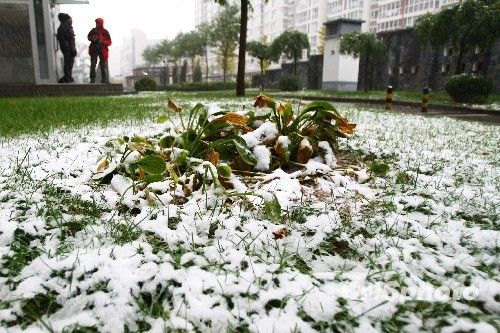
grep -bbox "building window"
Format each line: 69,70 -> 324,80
399,66 -> 405,74
411,65 -> 417,74
472,62 -> 483,73
443,48 -> 453,56
312,7 -> 318,20
441,64 -> 450,73
388,67 -> 393,75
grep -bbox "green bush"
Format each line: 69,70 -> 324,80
279,75 -> 301,91
193,61 -> 203,83
445,74 -> 493,104
134,76 -> 157,92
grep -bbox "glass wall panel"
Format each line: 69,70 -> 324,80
0,3 -> 35,83
34,0 -> 49,79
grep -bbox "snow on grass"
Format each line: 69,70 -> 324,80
0,101 -> 498,332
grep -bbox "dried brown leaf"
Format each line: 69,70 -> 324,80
96,158 -> 109,172
168,98 -> 182,112
297,140 -> 313,164
208,150 -> 219,166
337,117 -> 356,135
272,226 -> 287,240
253,94 -> 274,108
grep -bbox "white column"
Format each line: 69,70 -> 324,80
322,19 -> 363,91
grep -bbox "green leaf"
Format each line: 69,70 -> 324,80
369,160 -> 390,177
174,149 -> 189,165
137,155 -> 166,175
301,101 -> 340,116
216,163 -> 232,177
204,119 -> 231,138
264,195 -> 281,222
143,174 -> 164,183
166,163 -> 179,184
131,136 -> 150,144
188,103 -> 207,127
159,136 -> 176,148
156,115 -> 168,123
212,137 -> 236,161
233,138 -> 257,166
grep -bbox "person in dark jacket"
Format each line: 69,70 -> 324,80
56,13 -> 77,83
87,18 -> 112,83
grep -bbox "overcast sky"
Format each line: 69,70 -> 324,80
60,0 -> 196,77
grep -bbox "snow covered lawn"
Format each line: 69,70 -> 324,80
0,97 -> 498,332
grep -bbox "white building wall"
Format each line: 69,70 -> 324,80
120,30 -> 159,80
327,0 -> 371,32
369,0 -> 460,32
195,0 -> 462,77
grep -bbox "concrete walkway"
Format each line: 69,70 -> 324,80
0,83 -> 124,97
283,95 -> 500,124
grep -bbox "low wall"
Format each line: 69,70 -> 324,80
359,29 -> 500,92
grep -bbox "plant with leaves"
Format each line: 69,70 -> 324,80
94,95 -> 355,223
247,40 -> 272,90
251,94 -> 356,166
413,0 -> 500,75
210,5 -> 240,82
339,32 -> 387,92
270,31 -> 310,75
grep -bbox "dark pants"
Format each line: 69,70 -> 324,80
60,51 -> 74,83
64,52 -> 74,80
90,50 -> 109,83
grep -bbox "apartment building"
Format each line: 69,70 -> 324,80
195,0 -> 330,75
369,0 -> 459,32
195,0 -> 461,76
120,29 -> 159,79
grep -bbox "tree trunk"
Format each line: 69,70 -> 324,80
205,48 -> 209,82
294,59 -> 298,76
481,47 -> 492,75
166,64 -> 170,86
223,57 -> 227,83
236,0 -> 248,96
191,57 -> 195,82
260,60 -> 265,90
364,53 -> 369,92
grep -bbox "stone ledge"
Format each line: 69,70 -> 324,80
0,83 -> 124,97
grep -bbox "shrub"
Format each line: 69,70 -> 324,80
180,60 -> 188,83
279,75 -> 301,91
193,61 -> 203,83
445,74 -> 493,104
134,76 -> 157,92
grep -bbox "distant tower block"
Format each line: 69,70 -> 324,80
322,19 -> 364,92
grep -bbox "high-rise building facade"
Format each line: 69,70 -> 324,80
195,0 -> 461,75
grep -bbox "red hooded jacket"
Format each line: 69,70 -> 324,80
87,18 -> 112,60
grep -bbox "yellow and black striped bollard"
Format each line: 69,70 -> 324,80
422,87 -> 430,112
385,86 -> 393,110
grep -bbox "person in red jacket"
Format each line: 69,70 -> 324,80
87,18 -> 112,83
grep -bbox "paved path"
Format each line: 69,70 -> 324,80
284,95 -> 500,124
